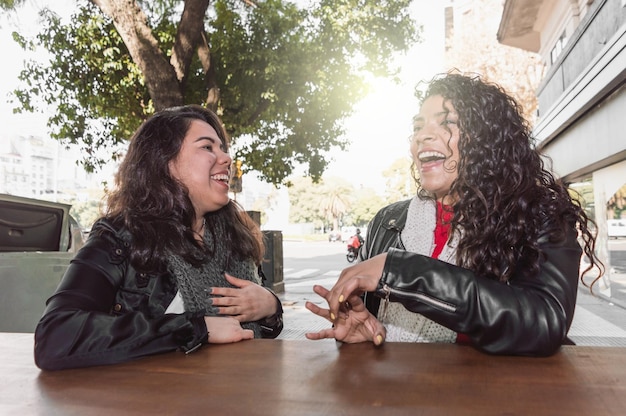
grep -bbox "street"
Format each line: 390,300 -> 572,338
277,240 -> 349,339
281,239 -> 626,307
277,240 -> 626,346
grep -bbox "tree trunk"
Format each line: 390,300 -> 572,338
91,0 -> 185,110
171,0 -> 210,85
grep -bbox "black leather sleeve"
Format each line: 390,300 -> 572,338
259,289 -> 284,338
257,265 -> 284,338
375,228 -> 582,356
34,226 -> 207,371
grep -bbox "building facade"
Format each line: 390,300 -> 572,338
498,0 -> 626,300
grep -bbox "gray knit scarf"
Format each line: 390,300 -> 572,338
380,196 -> 458,343
168,216 -> 262,337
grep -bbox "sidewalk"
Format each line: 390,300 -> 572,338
277,281 -> 626,347
569,286 -> 626,346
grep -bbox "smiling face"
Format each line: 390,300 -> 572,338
169,119 -> 232,225
410,94 -> 461,203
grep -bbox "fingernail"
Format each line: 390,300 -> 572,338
376,335 -> 383,344
338,294 -> 344,303
330,312 -> 335,321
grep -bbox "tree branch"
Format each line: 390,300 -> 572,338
171,0 -> 210,85
91,0 -> 183,109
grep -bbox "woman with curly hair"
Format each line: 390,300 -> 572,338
35,105 -> 283,370
305,72 -> 602,356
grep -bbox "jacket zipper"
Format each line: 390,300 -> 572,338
381,284 -> 457,313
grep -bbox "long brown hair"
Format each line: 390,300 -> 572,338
104,105 -> 264,273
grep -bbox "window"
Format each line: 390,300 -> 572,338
550,31 -> 567,65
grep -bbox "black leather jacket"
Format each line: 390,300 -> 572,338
361,199 -> 581,356
34,219 -> 283,371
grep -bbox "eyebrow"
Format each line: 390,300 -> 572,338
413,111 -> 451,123
194,136 -> 217,143
194,136 -> 225,146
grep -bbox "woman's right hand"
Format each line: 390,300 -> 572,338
305,285 -> 386,345
203,316 -> 254,343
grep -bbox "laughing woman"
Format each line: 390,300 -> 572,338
35,105 -> 282,371
305,73 -> 602,356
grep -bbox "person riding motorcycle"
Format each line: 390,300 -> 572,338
346,229 -> 364,263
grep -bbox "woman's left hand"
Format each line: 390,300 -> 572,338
324,253 -> 388,323
210,273 -> 277,322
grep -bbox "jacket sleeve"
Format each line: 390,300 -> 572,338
34,232 -> 208,371
259,293 -> 284,339
257,265 -> 284,338
375,227 -> 582,356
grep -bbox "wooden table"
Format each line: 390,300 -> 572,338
2,333 -> 625,415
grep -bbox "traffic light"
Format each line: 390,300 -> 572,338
229,160 -> 243,193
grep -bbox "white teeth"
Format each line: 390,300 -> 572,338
418,151 -> 446,162
211,174 -> 229,181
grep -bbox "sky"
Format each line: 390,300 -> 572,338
0,0 -> 446,194
322,3 -> 446,189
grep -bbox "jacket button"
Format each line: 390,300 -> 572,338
113,303 -> 122,312
115,248 -> 123,256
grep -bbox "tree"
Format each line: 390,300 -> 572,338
318,178 -> 352,232
10,0 -> 420,185
382,156 -> 416,204
288,176 -> 324,226
347,186 -> 385,227
287,176 -> 354,231
443,0 -> 543,124
0,0 -> 25,11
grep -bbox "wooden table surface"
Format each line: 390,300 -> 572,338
2,332 -> 625,415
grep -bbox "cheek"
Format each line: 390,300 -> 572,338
409,141 -> 419,162
168,160 -> 181,181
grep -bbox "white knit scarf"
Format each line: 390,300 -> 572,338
380,196 -> 458,343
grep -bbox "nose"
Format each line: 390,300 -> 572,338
412,125 -> 435,146
218,148 -> 232,166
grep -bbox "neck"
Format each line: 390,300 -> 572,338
436,194 -> 456,206
193,217 -> 205,242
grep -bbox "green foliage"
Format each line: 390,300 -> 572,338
0,0 -> 24,11
287,175 -> 382,229
10,0 -> 419,184
69,198 -> 104,230
382,156 -> 417,203
13,4 -> 151,172
345,187 -> 385,227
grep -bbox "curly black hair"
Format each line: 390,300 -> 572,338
104,105 -> 264,274
415,73 -> 602,285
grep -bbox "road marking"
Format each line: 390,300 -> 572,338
286,277 -> 338,288
284,268 -> 318,278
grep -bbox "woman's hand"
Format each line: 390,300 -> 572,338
323,253 -> 388,323
203,316 -> 254,343
210,273 -> 277,322
305,285 -> 386,345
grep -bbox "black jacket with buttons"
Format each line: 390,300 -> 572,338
360,199 -> 582,357
34,219 -> 283,371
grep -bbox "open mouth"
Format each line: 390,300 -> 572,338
210,174 -> 230,185
418,151 -> 447,164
